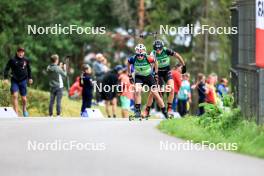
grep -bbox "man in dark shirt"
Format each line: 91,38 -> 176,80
3,47 -> 33,117
192,73 -> 206,116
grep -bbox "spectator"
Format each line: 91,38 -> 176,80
47,54 -> 67,117
177,73 -> 191,117
171,64 -> 182,112
192,73 -> 206,115
217,78 -> 229,97
118,66 -> 133,118
102,57 -> 110,72
80,64 -> 93,117
69,76 -> 83,99
101,66 -> 120,118
206,74 -> 217,104
3,47 -> 33,117
93,53 -> 106,104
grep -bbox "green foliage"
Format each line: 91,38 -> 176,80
158,95 -> 264,158
222,94 -> 235,107
158,114 -> 264,158
0,82 -> 11,106
0,0 -> 117,90
0,0 -> 234,91
198,95 -> 238,132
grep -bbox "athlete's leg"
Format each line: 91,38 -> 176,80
151,88 -> 165,108
134,83 -> 142,117
144,92 -> 154,117
166,79 -> 174,114
152,90 -> 168,118
166,79 -> 174,103
144,75 -> 163,117
151,86 -> 168,118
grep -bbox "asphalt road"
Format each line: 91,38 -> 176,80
0,117 -> 263,176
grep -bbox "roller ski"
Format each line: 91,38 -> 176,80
129,110 -> 148,121
167,107 -> 174,119
129,109 -> 143,121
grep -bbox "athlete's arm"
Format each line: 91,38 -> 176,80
127,57 -> 134,84
127,56 -> 134,75
166,49 -> 185,65
174,52 -> 185,66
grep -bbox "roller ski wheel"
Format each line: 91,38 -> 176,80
142,115 -> 149,120
128,115 -> 143,121
168,114 -> 174,119
129,115 -> 134,121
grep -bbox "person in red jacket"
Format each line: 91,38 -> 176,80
69,76 -> 83,99
171,64 -> 182,112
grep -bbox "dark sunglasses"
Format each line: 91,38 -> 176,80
136,54 -> 145,57
154,47 -> 163,51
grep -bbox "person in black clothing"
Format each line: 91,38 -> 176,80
192,73 -> 206,116
80,64 -> 93,117
3,47 -> 33,117
100,65 -> 120,118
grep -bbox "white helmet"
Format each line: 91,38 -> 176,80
135,44 -> 146,54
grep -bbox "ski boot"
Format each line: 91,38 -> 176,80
143,107 -> 150,120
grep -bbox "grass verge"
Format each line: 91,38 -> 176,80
158,111 -> 264,159
0,81 -> 123,117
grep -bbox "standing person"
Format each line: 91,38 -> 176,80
171,64 -> 182,112
118,66 -> 133,118
101,65 -> 120,118
127,44 -> 168,119
206,74 -> 217,105
93,53 -> 106,104
47,54 -> 67,117
177,73 -> 191,117
3,47 -> 33,117
144,40 -> 186,117
192,73 -> 206,115
217,78 -> 229,97
80,64 -> 93,117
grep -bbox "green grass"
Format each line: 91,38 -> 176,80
0,81 -> 123,117
158,115 -> 264,158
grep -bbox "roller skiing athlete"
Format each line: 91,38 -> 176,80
144,40 -> 186,119
127,44 -> 168,120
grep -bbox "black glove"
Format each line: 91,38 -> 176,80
182,65 -> 187,74
128,74 -> 134,84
